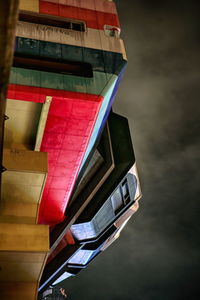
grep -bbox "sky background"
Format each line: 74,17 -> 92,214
64,1 -> 200,299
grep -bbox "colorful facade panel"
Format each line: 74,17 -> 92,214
39,1 -> 120,30
20,0 -> 39,12
80,64 -> 126,171
10,67 -> 116,95
7,84 -> 104,224
39,95 -> 102,224
10,0 -> 128,227
16,22 -> 124,54
15,37 -> 126,75
40,0 -> 117,14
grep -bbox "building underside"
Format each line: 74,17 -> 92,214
0,1 -> 141,299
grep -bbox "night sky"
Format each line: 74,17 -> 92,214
64,1 -> 200,299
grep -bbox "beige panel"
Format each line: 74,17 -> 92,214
0,201 -> 37,219
3,171 -> 45,186
3,148 -> 47,173
0,214 -> 36,224
114,201 -> 139,229
120,39 -> 128,60
0,223 -> 49,252
2,183 -> 43,203
0,281 -> 38,300
129,163 -> 142,201
1,149 -> 47,223
16,21 -> 124,53
4,99 -> 42,149
0,223 -> 49,298
35,96 -> 52,151
19,0 -> 39,12
0,252 -> 47,282
99,30 -> 123,53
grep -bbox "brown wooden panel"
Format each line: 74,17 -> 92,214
0,252 -> 47,282
1,149 -> 47,223
4,100 -> 43,149
0,281 -> 38,300
3,148 -> 47,173
0,223 -> 49,252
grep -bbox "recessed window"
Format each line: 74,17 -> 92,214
111,187 -> 124,214
13,54 -> 93,78
68,249 -> 95,266
19,11 -> 86,32
121,180 -> 131,205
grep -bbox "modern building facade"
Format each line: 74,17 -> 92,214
8,0 -> 127,226
0,1 -> 141,299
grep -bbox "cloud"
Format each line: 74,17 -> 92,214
65,1 -> 200,299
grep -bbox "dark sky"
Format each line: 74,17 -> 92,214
64,1 -> 200,299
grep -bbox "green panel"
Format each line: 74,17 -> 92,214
10,68 -> 117,96
63,74 -> 87,94
15,38 -> 126,75
62,44 -> 83,63
16,38 -> 40,56
40,72 -> 64,90
10,68 -> 41,87
85,72 -> 114,95
39,42 -> 62,59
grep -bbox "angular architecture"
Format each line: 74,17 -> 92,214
0,1 -> 141,299
39,112 -> 141,294
8,0 -> 127,225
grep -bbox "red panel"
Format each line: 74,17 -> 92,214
40,0 -> 118,15
39,1 -> 120,30
96,11 -> 120,29
7,84 -> 103,225
39,96 -> 103,225
7,84 -> 100,103
7,84 -> 45,103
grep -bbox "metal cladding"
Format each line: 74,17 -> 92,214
8,0 -> 127,225
39,112 -> 141,293
71,113 -> 138,242
49,120 -> 115,251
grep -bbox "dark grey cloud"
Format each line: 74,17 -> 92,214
64,1 -> 200,299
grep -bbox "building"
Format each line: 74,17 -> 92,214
0,1 -> 141,299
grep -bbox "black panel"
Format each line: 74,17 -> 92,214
70,112 -> 136,242
13,53 -> 93,77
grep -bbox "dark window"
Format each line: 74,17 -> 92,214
13,54 -> 93,78
19,11 -> 85,32
111,187 -> 124,214
121,180 -> 131,205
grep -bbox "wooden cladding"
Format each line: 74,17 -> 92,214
19,11 -> 85,31
13,54 -> 93,78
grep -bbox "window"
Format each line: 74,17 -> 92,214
13,54 -> 93,78
121,180 -> 131,205
111,187 -> 124,214
19,11 -> 86,32
111,179 -> 131,214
